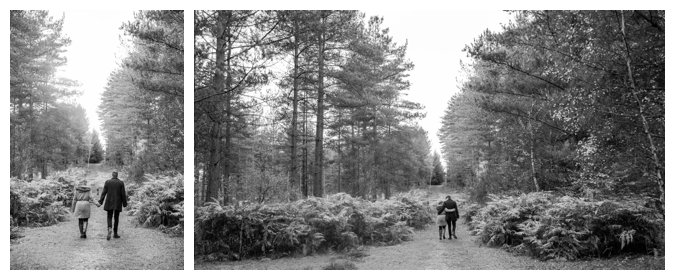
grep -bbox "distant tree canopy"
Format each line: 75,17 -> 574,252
88,130 -> 104,164
98,10 -> 184,180
195,11 -> 432,205
439,11 -> 664,208
10,11 -> 89,179
430,151 -> 444,185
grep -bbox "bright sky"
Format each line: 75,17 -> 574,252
365,10 -> 511,161
55,10 -> 136,144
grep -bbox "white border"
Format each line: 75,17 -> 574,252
2,0 -> 673,278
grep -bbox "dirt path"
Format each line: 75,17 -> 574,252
196,185 -> 664,270
198,185 -> 539,270
10,164 -> 183,270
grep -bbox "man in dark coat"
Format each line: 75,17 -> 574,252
443,195 -> 459,239
99,171 -> 127,240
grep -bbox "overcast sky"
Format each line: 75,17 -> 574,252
56,10 -> 136,143
365,10 -> 512,160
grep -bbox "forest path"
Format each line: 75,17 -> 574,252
197,185 -> 544,269
10,164 -> 184,270
356,185 -> 543,269
197,185 -> 662,270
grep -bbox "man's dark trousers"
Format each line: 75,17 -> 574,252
443,199 -> 459,237
107,210 -> 121,234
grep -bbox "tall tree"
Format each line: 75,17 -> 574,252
99,10 -> 184,179
430,151 -> 444,185
88,130 -> 104,164
195,10 -> 279,204
194,11 -> 432,204
10,11 -> 83,179
440,11 -> 664,207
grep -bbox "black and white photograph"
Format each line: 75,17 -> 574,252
9,10 -> 184,269
193,10 -> 665,270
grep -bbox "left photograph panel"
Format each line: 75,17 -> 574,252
9,10 -> 184,270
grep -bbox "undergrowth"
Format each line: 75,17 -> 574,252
464,192 -> 664,261
126,173 -> 184,236
9,168 -> 87,228
195,190 -> 433,260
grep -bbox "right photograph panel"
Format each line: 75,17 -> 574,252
193,10 -> 665,270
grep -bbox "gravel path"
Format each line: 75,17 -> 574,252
10,165 -> 184,270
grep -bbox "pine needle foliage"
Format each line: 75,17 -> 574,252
195,189 -> 433,260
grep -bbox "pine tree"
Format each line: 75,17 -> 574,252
430,152 -> 444,185
88,130 -> 104,163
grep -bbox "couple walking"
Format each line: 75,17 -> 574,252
436,195 -> 459,240
71,171 -> 127,240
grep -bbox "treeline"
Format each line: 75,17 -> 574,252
99,10 -> 184,180
10,11 -> 95,180
439,11 -> 664,208
195,11 -> 432,205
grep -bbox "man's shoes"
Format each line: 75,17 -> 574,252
453,234 -> 458,239
83,233 -> 87,239
107,228 -> 112,240
113,234 -> 121,239
443,235 -> 446,239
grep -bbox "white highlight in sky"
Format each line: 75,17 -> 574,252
366,10 -> 511,163
55,10 -> 136,142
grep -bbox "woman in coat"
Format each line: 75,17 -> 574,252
71,185 -> 101,238
436,201 -> 447,240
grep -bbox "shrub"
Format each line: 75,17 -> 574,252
464,192 -> 664,260
10,217 -> 23,239
9,174 -> 80,227
195,190 -> 433,260
126,173 -> 184,235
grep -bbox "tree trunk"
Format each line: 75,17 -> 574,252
222,13 -> 233,206
528,120 -> 540,192
620,11 -> 665,209
205,122 -> 222,203
301,82 -> 309,198
351,123 -> 358,196
41,160 -> 48,179
337,120 -> 342,193
205,11 -> 228,204
289,20 -> 300,198
518,113 -> 539,192
313,20 -> 325,198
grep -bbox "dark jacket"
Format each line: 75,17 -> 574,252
99,178 -> 127,211
443,199 -> 459,220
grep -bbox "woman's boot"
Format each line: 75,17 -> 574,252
78,220 -> 85,238
82,220 -> 88,238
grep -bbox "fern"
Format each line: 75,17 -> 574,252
195,190 -> 433,259
464,192 -> 663,260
